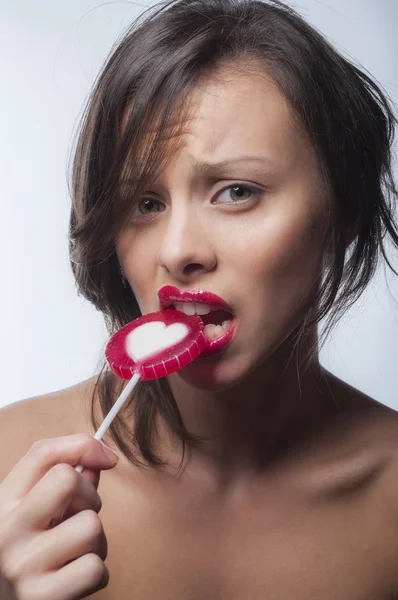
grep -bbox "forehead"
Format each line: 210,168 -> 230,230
120,64 -> 316,184
163,67 -> 311,169
193,69 -> 290,125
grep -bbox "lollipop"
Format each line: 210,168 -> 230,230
75,309 -> 205,472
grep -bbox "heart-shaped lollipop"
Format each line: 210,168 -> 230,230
75,309 -> 205,473
127,321 -> 188,361
105,309 -> 205,380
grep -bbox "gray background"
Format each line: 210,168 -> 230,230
1,0 -> 397,408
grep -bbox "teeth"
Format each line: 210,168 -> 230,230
175,302 -> 195,315
204,324 -> 220,339
174,302 -> 211,316
204,320 -> 232,340
194,303 -> 211,315
172,303 -> 234,336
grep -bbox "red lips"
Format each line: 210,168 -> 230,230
158,285 -> 233,313
158,286 -> 236,358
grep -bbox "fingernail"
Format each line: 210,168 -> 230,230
102,446 -> 119,463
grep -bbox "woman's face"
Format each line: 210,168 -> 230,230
115,67 -> 328,390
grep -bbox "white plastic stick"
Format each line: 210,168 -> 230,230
75,372 -> 141,473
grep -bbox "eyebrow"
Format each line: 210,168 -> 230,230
190,155 -> 275,175
117,155 -> 275,190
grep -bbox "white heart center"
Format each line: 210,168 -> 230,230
126,321 -> 189,361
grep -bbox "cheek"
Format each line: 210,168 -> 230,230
266,210 -> 325,286
115,232 -> 158,308
227,199 -> 326,315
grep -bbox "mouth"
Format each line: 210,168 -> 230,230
158,285 -> 236,357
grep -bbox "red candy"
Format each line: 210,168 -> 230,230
105,309 -> 205,380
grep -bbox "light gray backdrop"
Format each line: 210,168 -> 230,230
1,0 -> 397,408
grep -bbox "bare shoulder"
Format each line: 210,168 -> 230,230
323,370 -> 398,453
357,400 -> 398,590
372,405 -> 398,509
0,376 -> 99,482
334,383 -> 398,535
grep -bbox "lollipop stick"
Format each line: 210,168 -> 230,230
75,372 -> 141,473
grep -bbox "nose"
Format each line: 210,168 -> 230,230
157,204 -> 217,282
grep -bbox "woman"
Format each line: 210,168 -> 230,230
1,0 -> 398,598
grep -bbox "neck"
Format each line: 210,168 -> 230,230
154,327 -> 341,482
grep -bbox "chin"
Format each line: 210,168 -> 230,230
175,352 -> 254,392
174,335 -> 289,392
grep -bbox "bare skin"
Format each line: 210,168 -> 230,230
2,374 -> 398,599
92,376 -> 398,600
115,61 -> 343,485
2,62 -> 398,598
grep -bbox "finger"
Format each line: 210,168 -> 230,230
48,510 -> 108,567
55,468 -> 101,524
79,468 -> 100,491
10,510 -> 108,578
59,469 -> 101,523
13,463 -> 102,531
15,553 -> 110,600
50,470 -> 102,528
1,434 -> 118,500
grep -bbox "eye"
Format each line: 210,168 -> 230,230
134,198 -> 165,215
215,183 -> 260,204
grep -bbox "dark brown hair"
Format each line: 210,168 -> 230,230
68,0 -> 398,470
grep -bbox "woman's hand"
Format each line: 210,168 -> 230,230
0,433 -> 119,599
